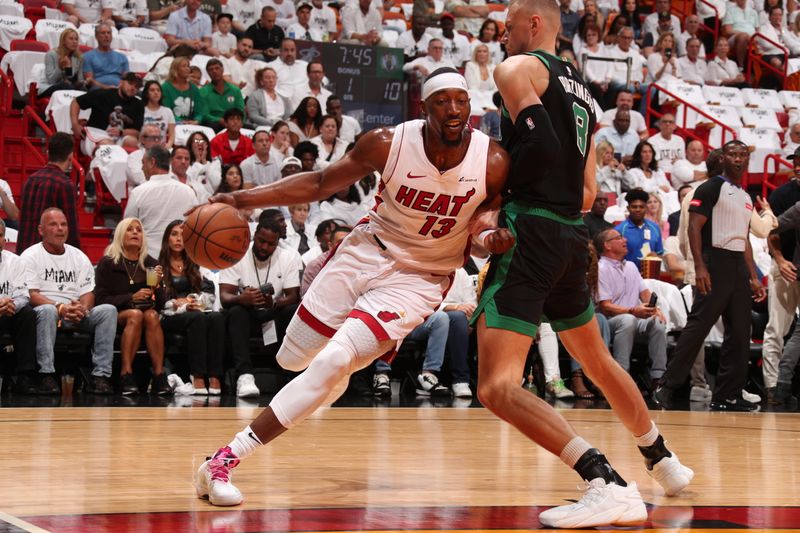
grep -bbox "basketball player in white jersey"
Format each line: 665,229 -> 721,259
189,68 -> 512,506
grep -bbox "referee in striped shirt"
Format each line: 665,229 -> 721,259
654,141 -> 767,412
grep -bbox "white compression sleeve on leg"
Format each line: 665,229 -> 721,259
276,312 -> 331,372
271,318 -> 394,428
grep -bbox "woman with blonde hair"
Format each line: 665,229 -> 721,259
161,56 -> 207,124
646,192 -> 669,240
94,218 -> 171,396
246,67 -> 292,128
595,140 -> 624,197
40,28 -> 85,96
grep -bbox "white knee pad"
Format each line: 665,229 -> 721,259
276,313 -> 331,372
270,318 -> 395,429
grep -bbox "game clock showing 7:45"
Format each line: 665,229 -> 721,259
296,41 -> 406,131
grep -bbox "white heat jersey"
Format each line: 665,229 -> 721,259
368,120 -> 489,275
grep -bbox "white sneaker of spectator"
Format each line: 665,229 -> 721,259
416,372 -> 449,397
236,374 -> 260,398
546,378 -> 576,399
742,389 -> 761,404
452,382 -> 472,398
690,384 -> 712,402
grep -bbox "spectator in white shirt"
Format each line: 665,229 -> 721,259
623,140 -> 673,193
271,38 -> 309,98
435,13 -> 471,67
287,1 -> 324,41
471,19 -> 504,64
403,38 -> 456,77
396,15 -> 433,61
647,113 -> 685,174
309,0 -> 338,41
645,32 -> 681,84
759,6 -> 800,71
111,0 -> 148,28
579,23 -> 610,103
781,123 -> 800,159
246,67 -> 292,128
212,13 -> 237,57
642,0 -> 681,41
606,26 -> 646,109
445,0 -> 490,37
126,124 -> 166,188
705,38 -> 749,87
226,0 -> 260,34
241,129 -> 281,187
677,15 -> 706,58
677,37 -> 707,85
64,0 -> 112,25
124,146 -> 198,258
224,37 -> 263,98
599,90 -> 648,139
341,0 -> 386,46
671,139 -> 708,185
722,0 -> 760,66
310,115 -> 347,168
0,179 -> 18,229
464,43 -> 496,94
325,95 -> 361,144
291,60 -> 332,111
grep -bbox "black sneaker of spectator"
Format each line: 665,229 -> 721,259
37,373 -> 60,395
12,374 -> 39,395
152,373 -> 173,396
709,396 -> 760,412
652,385 -> 675,410
85,375 -> 113,395
121,373 -> 139,395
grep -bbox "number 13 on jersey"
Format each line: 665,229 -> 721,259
419,216 -> 456,238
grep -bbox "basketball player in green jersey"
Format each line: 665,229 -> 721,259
470,0 -> 694,527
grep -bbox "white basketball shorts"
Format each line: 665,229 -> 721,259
299,224 -> 454,342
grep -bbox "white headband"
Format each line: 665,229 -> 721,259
421,72 -> 469,100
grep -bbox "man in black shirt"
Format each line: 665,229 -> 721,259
583,190 -> 613,238
246,6 -> 284,61
655,140 -> 766,412
69,72 -> 144,156
761,148 -> 800,403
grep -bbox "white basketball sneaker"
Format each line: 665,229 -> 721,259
195,446 -> 244,506
646,453 -> 694,496
538,479 -> 648,528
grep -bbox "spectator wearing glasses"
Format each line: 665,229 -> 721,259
403,39 -> 455,77
127,124 -> 167,188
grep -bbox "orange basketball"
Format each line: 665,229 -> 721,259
183,203 -> 251,270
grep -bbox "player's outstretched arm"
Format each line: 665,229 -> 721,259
192,128 -> 394,212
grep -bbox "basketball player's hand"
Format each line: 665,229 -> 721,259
185,193 -> 238,217
0,298 -> 13,317
483,228 -> 515,254
695,265 -> 711,295
778,258 -> 798,282
751,278 -> 766,303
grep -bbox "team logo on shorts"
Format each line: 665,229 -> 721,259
525,117 -> 535,130
378,311 -> 402,323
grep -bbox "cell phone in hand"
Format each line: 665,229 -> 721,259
648,293 -> 658,307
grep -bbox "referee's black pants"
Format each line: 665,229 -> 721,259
662,249 -> 752,402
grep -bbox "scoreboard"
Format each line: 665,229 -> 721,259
296,41 -> 406,130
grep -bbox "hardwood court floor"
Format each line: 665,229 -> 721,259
1,406 -> 799,532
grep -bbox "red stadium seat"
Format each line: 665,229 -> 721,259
10,39 -> 48,52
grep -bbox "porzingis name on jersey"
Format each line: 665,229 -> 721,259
394,185 -> 477,216
557,76 -> 593,108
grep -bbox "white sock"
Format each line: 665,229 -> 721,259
559,436 -> 593,468
634,422 -> 659,448
227,425 -> 263,460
